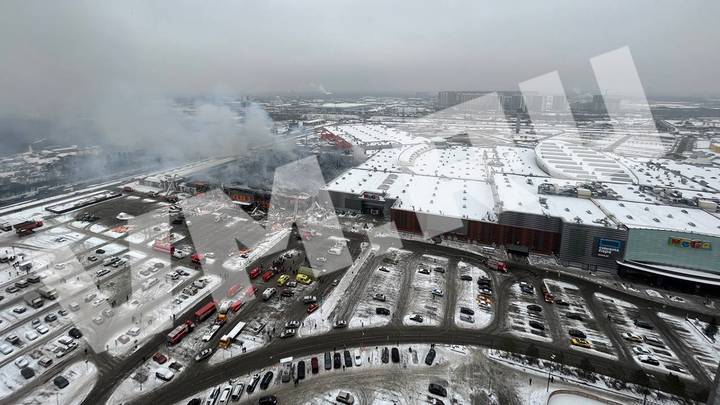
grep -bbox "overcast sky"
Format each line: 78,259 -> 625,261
1,0 -> 718,120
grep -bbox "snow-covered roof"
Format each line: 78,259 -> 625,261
326,168 -> 495,221
535,140 -> 636,183
494,174 -> 610,226
323,124 -> 424,148
596,199 -> 720,237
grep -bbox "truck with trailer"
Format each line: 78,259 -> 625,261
14,220 -> 43,236
24,291 -> 44,308
218,321 -> 247,349
166,320 -> 195,345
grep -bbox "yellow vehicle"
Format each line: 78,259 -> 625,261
296,273 -> 312,285
570,338 -> 592,348
277,274 -> 290,286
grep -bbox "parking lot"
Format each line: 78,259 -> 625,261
595,293 -> 689,377
506,280 -> 553,342
401,254 -> 448,327
544,279 -> 617,360
454,261 -> 493,329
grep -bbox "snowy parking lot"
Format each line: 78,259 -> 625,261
454,261 -> 493,329
507,282 -> 552,343
402,255 -> 448,327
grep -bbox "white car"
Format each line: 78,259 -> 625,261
315,257 -> 327,263
354,350 -> 362,366
36,325 -> 49,335
14,357 -> 29,369
431,288 -> 444,297
0,344 -> 13,355
25,331 -> 38,341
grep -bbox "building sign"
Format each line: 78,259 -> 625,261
593,238 -> 624,259
668,237 -> 712,250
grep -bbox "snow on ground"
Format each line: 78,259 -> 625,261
16,361 -> 97,405
594,293 -> 690,378
178,344 -> 482,405
545,279 -> 617,360
105,273 -> 221,358
507,283 -> 552,343
658,313 -> 719,381
402,255 -> 448,327
349,262 -> 403,329
454,261 -> 492,329
298,245 -> 375,337
19,227 -> 85,250
107,352 -> 187,404
222,229 -> 291,273
208,331 -> 268,366
488,350 -> 684,405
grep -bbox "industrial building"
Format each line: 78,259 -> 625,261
324,124 -> 720,285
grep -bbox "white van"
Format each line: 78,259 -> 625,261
155,367 -> 174,381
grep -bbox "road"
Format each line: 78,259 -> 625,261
74,239 -> 716,405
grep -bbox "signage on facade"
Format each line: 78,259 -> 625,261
593,238 -> 624,259
668,237 -> 712,250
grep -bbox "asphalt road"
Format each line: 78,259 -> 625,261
76,239 -> 716,405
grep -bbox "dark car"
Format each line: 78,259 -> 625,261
297,360 -> 306,380
186,399 -> 201,405
566,313 -> 583,321
324,352 -> 332,370
259,371 -> 273,390
381,347 -> 389,364
68,328 -> 83,339
311,357 -> 319,374
258,395 -> 278,405
424,348 -> 436,366
429,383 -> 447,397
554,299 -> 570,306
343,350 -> 353,367
527,304 -> 542,313
568,329 -> 587,339
20,367 -> 35,380
54,375 -> 69,389
529,320 -> 545,330
333,352 -> 342,369
376,307 -> 390,315
634,319 -> 654,330
460,274 -> 472,281
44,313 -> 58,322
459,307 -> 475,316
391,347 -> 400,363
246,374 -> 260,394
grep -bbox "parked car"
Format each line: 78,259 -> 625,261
343,350 -> 353,367
391,347 -> 400,363
373,293 -> 387,302
324,352 -> 332,370
333,320 -> 348,329
425,347 -> 436,366
409,314 -> 424,323
568,329 -> 586,339
381,347 -> 389,364
69,328 -> 83,339
429,383 -> 447,397
333,352 -> 342,369
194,348 -> 213,362
459,307 -> 475,316
152,352 -> 168,364
376,307 -> 390,315
259,371 -> 274,390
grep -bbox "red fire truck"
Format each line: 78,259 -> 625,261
227,283 -> 241,297
191,253 -> 205,265
487,258 -> 509,272
14,220 -> 43,236
194,301 -> 217,322
166,320 -> 195,345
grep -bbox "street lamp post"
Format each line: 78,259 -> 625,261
546,354 -> 556,392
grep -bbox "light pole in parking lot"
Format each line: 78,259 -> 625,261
546,354 -> 556,392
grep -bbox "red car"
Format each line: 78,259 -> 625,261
261,271 -> 274,282
307,303 -> 319,313
152,352 -> 168,364
248,267 -> 261,279
311,357 -> 319,374
246,285 -> 258,297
